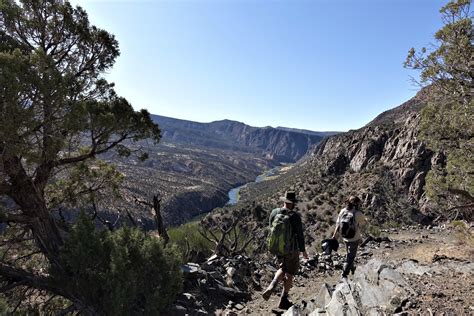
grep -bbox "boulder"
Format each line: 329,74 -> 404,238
353,259 -> 410,314
302,259 -> 413,315
283,305 -> 302,316
325,280 -> 360,316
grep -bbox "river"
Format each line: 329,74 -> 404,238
226,166 -> 281,205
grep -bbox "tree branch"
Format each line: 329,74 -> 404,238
55,134 -> 128,166
0,263 -> 62,296
0,211 -> 32,224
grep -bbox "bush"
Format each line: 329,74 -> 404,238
51,212 -> 182,315
0,296 -> 9,316
367,224 -> 381,237
168,222 -> 214,261
451,220 -> 474,247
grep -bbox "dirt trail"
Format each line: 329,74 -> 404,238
232,226 -> 473,315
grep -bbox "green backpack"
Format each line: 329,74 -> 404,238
268,208 -> 296,256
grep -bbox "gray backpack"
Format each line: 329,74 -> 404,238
340,210 -> 357,239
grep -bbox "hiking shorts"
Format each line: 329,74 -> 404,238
277,251 -> 299,275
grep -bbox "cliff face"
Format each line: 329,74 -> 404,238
224,92 -> 438,236
315,114 -> 432,206
304,92 -> 438,224
153,115 -> 324,163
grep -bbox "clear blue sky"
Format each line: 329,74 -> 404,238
70,0 -> 446,131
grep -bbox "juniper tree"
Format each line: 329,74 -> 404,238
405,0 -> 473,217
0,0 -> 180,313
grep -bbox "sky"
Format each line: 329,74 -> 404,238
69,0 -> 446,131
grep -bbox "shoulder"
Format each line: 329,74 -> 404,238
270,208 -> 281,216
289,209 -> 301,218
289,210 -> 302,223
339,208 -> 347,216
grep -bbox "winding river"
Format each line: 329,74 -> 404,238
226,166 -> 281,205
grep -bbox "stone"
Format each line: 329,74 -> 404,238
313,283 -> 332,309
396,260 -> 431,276
325,281 -> 360,316
235,303 -> 245,310
181,262 -> 202,275
283,305 -> 302,316
167,304 -> 187,316
354,259 -> 411,314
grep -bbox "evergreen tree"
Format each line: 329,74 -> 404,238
0,0 -> 180,313
405,0 -> 473,217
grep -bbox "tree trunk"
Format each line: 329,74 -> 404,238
152,195 -> 169,245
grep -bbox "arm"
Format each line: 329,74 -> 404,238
332,209 -> 343,238
269,208 -> 277,227
293,214 -> 308,259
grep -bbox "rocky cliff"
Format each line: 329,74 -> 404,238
230,91 -> 439,233
153,115 -> 325,163
309,91 -> 439,221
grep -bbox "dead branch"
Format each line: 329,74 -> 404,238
152,195 -> 169,245
91,198 -> 114,231
132,195 -> 153,208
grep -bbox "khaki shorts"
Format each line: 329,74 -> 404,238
277,251 -> 300,275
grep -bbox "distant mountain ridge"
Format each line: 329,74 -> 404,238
276,126 -> 340,138
152,115 -> 325,163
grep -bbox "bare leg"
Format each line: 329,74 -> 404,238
262,268 -> 285,300
278,273 -> 294,309
282,273 -> 293,294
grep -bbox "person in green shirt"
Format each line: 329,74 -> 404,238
262,191 -> 309,310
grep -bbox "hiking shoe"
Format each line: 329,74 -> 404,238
340,273 -> 348,282
261,284 -> 275,301
350,265 -> 356,275
278,296 -> 293,310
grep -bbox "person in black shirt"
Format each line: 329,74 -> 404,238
262,191 -> 308,310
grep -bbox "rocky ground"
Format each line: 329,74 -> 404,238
166,223 -> 473,315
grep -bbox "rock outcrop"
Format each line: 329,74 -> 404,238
314,112 -> 433,209
286,259 -> 413,316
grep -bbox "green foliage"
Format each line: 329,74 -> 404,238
367,224 -> 382,237
46,159 -> 125,209
0,1 -> 164,312
51,213 -> 182,315
405,0 -> 473,210
168,222 -> 214,261
0,0 -> 161,202
0,296 -> 9,316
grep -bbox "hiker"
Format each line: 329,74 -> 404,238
332,195 -> 367,279
262,191 -> 308,310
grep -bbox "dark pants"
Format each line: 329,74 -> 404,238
342,240 -> 360,277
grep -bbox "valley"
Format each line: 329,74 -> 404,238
102,116 -> 328,227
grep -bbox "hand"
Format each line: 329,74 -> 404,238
302,251 -> 309,260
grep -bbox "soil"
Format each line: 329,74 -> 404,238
228,225 -> 474,315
